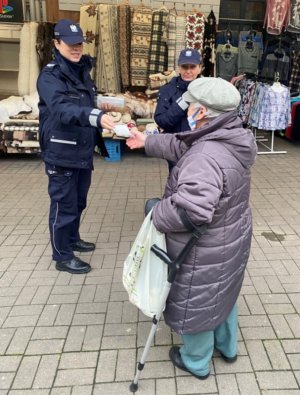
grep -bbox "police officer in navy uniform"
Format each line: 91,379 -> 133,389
37,19 -> 115,274
154,49 -> 202,171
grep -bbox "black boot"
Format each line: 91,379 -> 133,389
55,257 -> 91,274
72,239 -> 96,252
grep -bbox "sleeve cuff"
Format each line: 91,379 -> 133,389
176,97 -> 189,111
89,108 -> 102,127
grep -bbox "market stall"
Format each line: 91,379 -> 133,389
1,0 -> 300,156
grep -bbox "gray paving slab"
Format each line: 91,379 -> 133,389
0,136 -> 299,394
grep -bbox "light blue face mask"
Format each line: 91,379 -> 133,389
187,107 -> 201,130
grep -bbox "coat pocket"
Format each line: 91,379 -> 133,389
66,92 -> 81,100
50,138 -> 77,145
48,131 -> 78,156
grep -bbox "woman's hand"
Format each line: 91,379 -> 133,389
126,128 -> 147,149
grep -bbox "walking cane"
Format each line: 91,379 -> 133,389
130,208 -> 207,393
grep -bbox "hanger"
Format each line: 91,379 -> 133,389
246,40 -> 254,50
271,72 -> 285,92
245,36 -> 254,50
224,40 -> 232,55
170,2 -> 177,15
225,27 -> 232,43
207,8 -> 215,23
158,1 -> 168,12
247,27 -> 256,40
274,36 -> 285,57
191,3 -> 199,13
178,2 -> 187,16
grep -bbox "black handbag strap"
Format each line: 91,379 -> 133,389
151,206 -> 208,281
178,206 -> 207,238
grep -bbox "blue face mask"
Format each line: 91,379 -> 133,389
187,108 -> 201,130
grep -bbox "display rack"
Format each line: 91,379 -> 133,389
253,128 -> 287,155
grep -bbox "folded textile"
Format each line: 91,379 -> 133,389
148,70 -> 177,89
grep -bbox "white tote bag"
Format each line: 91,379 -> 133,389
123,210 -> 167,317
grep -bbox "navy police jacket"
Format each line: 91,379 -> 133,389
37,50 -> 104,169
154,76 -> 191,134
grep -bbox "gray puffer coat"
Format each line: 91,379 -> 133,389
145,111 -> 257,334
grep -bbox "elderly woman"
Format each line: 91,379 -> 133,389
126,77 -> 257,379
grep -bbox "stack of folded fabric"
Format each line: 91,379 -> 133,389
146,70 -> 177,99
148,70 -> 177,89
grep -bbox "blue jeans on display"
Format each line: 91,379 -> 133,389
180,304 -> 238,376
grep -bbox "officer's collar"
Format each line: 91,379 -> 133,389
53,49 -> 92,84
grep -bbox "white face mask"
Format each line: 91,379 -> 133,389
187,108 -> 201,130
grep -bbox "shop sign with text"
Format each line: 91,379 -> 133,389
0,0 -> 24,23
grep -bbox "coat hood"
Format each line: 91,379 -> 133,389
176,111 -> 257,169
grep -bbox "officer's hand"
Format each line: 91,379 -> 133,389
100,114 -> 115,130
98,103 -> 115,112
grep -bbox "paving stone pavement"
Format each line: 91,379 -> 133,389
0,136 -> 300,395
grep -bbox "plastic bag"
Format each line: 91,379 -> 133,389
122,209 -> 167,317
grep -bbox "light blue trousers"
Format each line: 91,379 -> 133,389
180,304 -> 238,376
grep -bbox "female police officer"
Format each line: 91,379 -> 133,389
37,19 -> 115,274
154,49 -> 202,171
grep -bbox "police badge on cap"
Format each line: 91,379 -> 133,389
54,19 -> 85,45
178,48 -> 202,65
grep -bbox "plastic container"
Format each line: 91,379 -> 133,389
97,95 -> 125,108
104,139 -> 123,162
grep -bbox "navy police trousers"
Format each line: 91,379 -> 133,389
45,163 -> 92,262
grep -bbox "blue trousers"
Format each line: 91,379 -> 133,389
45,163 -> 92,262
180,304 -> 238,376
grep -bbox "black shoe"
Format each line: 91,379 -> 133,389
72,239 -> 96,252
55,257 -> 91,274
169,346 -> 210,380
216,349 -> 237,363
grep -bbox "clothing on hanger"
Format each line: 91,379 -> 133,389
216,30 -> 239,47
260,47 -> 290,84
264,0 -> 290,35
239,30 -> 264,50
287,0 -> 300,33
238,41 -> 261,75
147,8 -> 169,75
130,6 -> 152,86
289,49 -> 300,92
118,1 -> 131,88
186,11 -> 206,50
271,79 -> 286,92
216,43 -> 238,81
203,10 -> 216,77
248,82 -> 290,130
